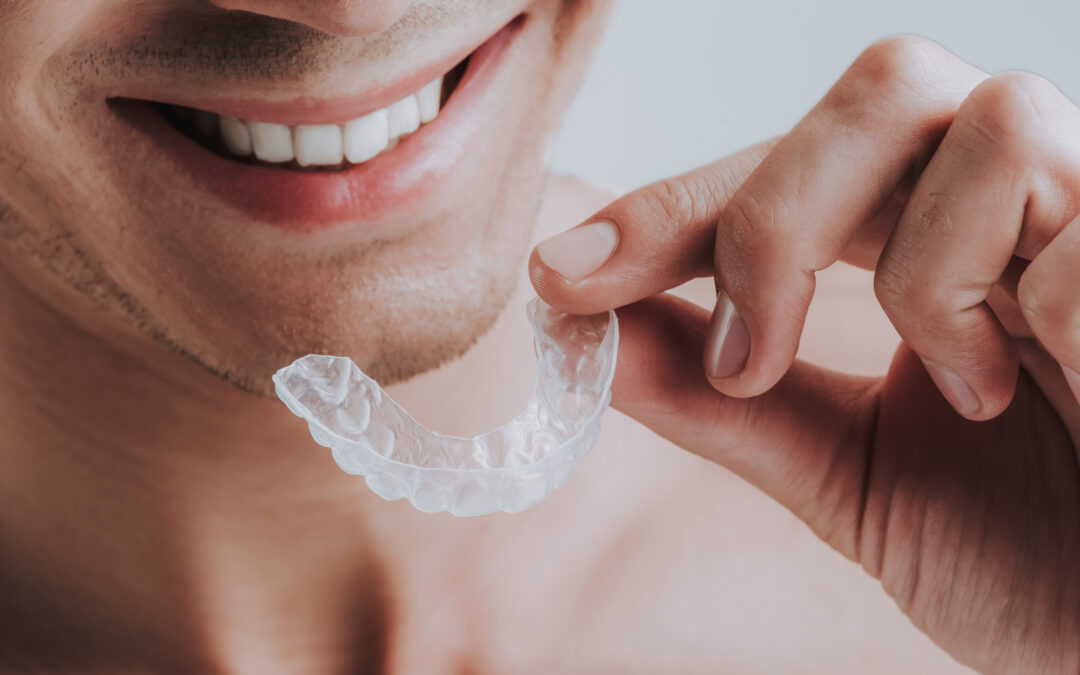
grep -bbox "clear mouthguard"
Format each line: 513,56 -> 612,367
272,297 -> 619,517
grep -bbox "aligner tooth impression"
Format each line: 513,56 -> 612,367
272,297 -> 619,517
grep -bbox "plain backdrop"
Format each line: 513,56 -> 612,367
550,0 -> 1080,188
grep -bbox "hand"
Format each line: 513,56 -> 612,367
529,36 -> 1080,674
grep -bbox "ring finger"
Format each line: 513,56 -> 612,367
874,72 -> 1080,419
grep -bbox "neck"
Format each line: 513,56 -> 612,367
0,245 -> 538,672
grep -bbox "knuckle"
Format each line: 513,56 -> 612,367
874,249 -> 945,332
1015,275 -> 1042,327
957,72 -> 1066,160
717,192 -> 774,258
873,253 -> 914,316
1017,268 -> 1078,340
843,35 -> 946,106
639,175 -> 716,243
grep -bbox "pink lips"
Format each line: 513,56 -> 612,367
117,15 -> 524,233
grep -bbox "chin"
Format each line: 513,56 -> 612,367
176,216 -> 533,398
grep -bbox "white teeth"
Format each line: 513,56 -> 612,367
294,124 -> 344,167
386,96 -> 421,139
219,116 -> 252,156
343,109 -> 390,164
207,71 -> 447,166
249,121 -> 294,163
417,76 -> 442,124
194,109 -> 218,137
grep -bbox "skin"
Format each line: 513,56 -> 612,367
0,0 -> 604,394
0,1 -> 1074,674
533,37 -> 1080,674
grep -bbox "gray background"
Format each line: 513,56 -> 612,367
550,0 -> 1080,188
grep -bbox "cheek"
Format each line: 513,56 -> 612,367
0,1 -> 139,264
0,0 -> 127,133
549,0 -> 615,67
498,0 -> 612,151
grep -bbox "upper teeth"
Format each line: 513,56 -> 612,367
206,75 -> 443,167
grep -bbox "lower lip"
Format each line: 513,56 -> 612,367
114,16 -> 524,233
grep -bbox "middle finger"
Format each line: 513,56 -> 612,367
706,36 -> 987,396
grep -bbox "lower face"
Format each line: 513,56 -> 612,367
0,0 -> 612,395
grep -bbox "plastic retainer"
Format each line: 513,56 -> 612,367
272,297 -> 619,517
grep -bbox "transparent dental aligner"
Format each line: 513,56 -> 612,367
272,297 -> 619,517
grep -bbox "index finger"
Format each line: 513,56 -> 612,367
528,139 -> 779,315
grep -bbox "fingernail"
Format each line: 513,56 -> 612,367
704,290 -> 750,380
536,220 -> 618,281
923,360 -> 981,417
1062,365 -> 1080,404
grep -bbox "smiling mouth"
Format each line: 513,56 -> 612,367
103,13 -> 526,230
135,56 -> 471,173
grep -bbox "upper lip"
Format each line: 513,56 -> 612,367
106,13 -> 518,127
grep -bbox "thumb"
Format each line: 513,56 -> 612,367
612,293 -> 879,559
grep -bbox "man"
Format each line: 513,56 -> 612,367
1,0 -> 1077,672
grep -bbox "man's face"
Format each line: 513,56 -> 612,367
0,0 -> 611,394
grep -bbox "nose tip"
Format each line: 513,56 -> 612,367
208,0 -> 414,36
